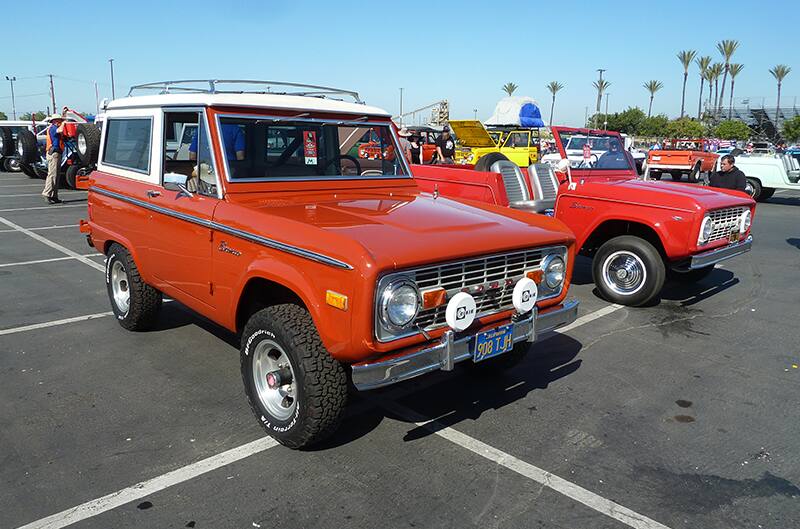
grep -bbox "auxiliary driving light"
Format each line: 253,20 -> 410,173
512,278 -> 538,314
445,292 -> 477,331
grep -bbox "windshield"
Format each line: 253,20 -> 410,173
556,130 -> 634,171
217,116 -> 409,180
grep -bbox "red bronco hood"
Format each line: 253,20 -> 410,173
222,187 -> 574,271
567,178 -> 754,213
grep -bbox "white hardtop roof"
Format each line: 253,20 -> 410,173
106,92 -> 391,117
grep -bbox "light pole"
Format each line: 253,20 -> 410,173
603,93 -> 610,130
594,68 -> 606,129
5,76 -> 16,119
473,108 -> 477,120
109,58 -> 116,99
399,87 -> 403,127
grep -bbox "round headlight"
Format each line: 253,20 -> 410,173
380,280 -> 420,329
543,255 -> 566,289
699,216 -> 713,244
740,210 -> 751,233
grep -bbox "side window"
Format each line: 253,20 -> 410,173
102,118 -> 152,173
504,132 -> 529,148
192,117 -> 218,197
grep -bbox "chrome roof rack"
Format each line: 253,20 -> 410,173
127,79 -> 363,104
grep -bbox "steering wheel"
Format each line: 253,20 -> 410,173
319,154 -> 362,176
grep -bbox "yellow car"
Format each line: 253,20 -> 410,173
450,120 -> 539,167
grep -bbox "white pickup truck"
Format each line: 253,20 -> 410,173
717,153 -> 800,201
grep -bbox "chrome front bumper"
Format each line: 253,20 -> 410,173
351,299 -> 579,391
689,235 -> 752,269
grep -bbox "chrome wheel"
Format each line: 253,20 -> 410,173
252,340 -> 297,421
745,181 -> 755,197
110,260 -> 130,314
602,250 -> 647,296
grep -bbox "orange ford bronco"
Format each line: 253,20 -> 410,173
79,80 -> 579,448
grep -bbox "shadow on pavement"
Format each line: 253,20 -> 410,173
662,268 -> 739,306
315,333 -> 584,449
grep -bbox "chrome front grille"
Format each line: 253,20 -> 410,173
708,207 -> 746,242
411,246 -> 562,330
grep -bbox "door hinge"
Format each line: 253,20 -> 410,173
209,282 -> 214,295
209,229 -> 214,242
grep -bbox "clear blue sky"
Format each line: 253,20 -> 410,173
1,0 -> 797,126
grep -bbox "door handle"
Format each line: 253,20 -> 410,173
146,190 -> 161,198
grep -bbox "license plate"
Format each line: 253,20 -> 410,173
652,156 -> 661,161
729,230 -> 740,242
473,325 -> 514,363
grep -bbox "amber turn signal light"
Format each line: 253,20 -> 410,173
421,288 -> 447,310
526,270 -> 543,284
326,290 -> 348,311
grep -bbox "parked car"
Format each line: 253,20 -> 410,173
0,120 -> 39,172
540,130 -> 645,174
645,138 -> 719,182
78,79 -> 579,449
414,126 -> 756,307
448,120 -> 540,167
719,152 -> 800,201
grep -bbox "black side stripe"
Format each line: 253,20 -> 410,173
90,187 -> 354,270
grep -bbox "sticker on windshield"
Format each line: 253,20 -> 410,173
303,131 -> 317,165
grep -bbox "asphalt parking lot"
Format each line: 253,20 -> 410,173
1,171 -> 799,529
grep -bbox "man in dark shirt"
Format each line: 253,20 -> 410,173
435,128 -> 456,164
709,154 -> 747,193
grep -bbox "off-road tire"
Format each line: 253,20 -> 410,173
758,187 -> 775,201
16,129 -> 38,164
240,304 -> 348,449
0,127 -> 13,156
669,265 -> 715,283
3,157 -> 21,172
19,163 -> 37,178
745,178 -> 761,200
63,165 -> 79,189
688,162 -> 702,183
105,243 -> 162,331
76,123 -> 101,165
474,152 -> 510,172
593,235 -> 665,307
468,342 -> 529,375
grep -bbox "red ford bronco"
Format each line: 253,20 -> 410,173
414,126 -> 755,307
79,80 -> 579,448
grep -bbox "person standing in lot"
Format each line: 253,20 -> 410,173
409,133 -> 423,164
709,154 -> 747,193
397,128 -> 412,162
42,114 -> 64,205
436,128 -> 456,164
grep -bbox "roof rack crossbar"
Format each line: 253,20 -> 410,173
127,79 -> 363,103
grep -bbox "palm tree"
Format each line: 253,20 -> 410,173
709,63 -> 724,115
502,82 -> 518,97
546,81 -> 564,127
727,63 -> 744,119
643,80 -> 663,117
677,50 -> 697,118
769,65 -> 792,130
716,40 -> 739,115
696,55 -> 712,119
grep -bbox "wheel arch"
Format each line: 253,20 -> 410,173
581,219 -> 668,261
235,276 -> 309,334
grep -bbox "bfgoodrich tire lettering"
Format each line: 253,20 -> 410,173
105,243 -> 162,331
592,235 -> 665,307
240,304 -> 347,449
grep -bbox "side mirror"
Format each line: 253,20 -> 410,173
163,172 -> 193,196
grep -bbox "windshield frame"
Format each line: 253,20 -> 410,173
551,126 -> 637,177
214,112 -> 413,183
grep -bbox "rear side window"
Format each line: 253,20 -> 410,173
103,118 -> 152,173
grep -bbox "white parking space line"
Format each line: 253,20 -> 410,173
0,312 -> 114,336
0,184 -> 50,188
379,399 -> 672,529
0,204 -> 85,213
15,437 -> 279,529
0,254 -> 99,268
0,224 -> 78,234
553,304 -> 624,333
8,301 -> 625,529
0,217 -> 104,272
0,191 -> 86,198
